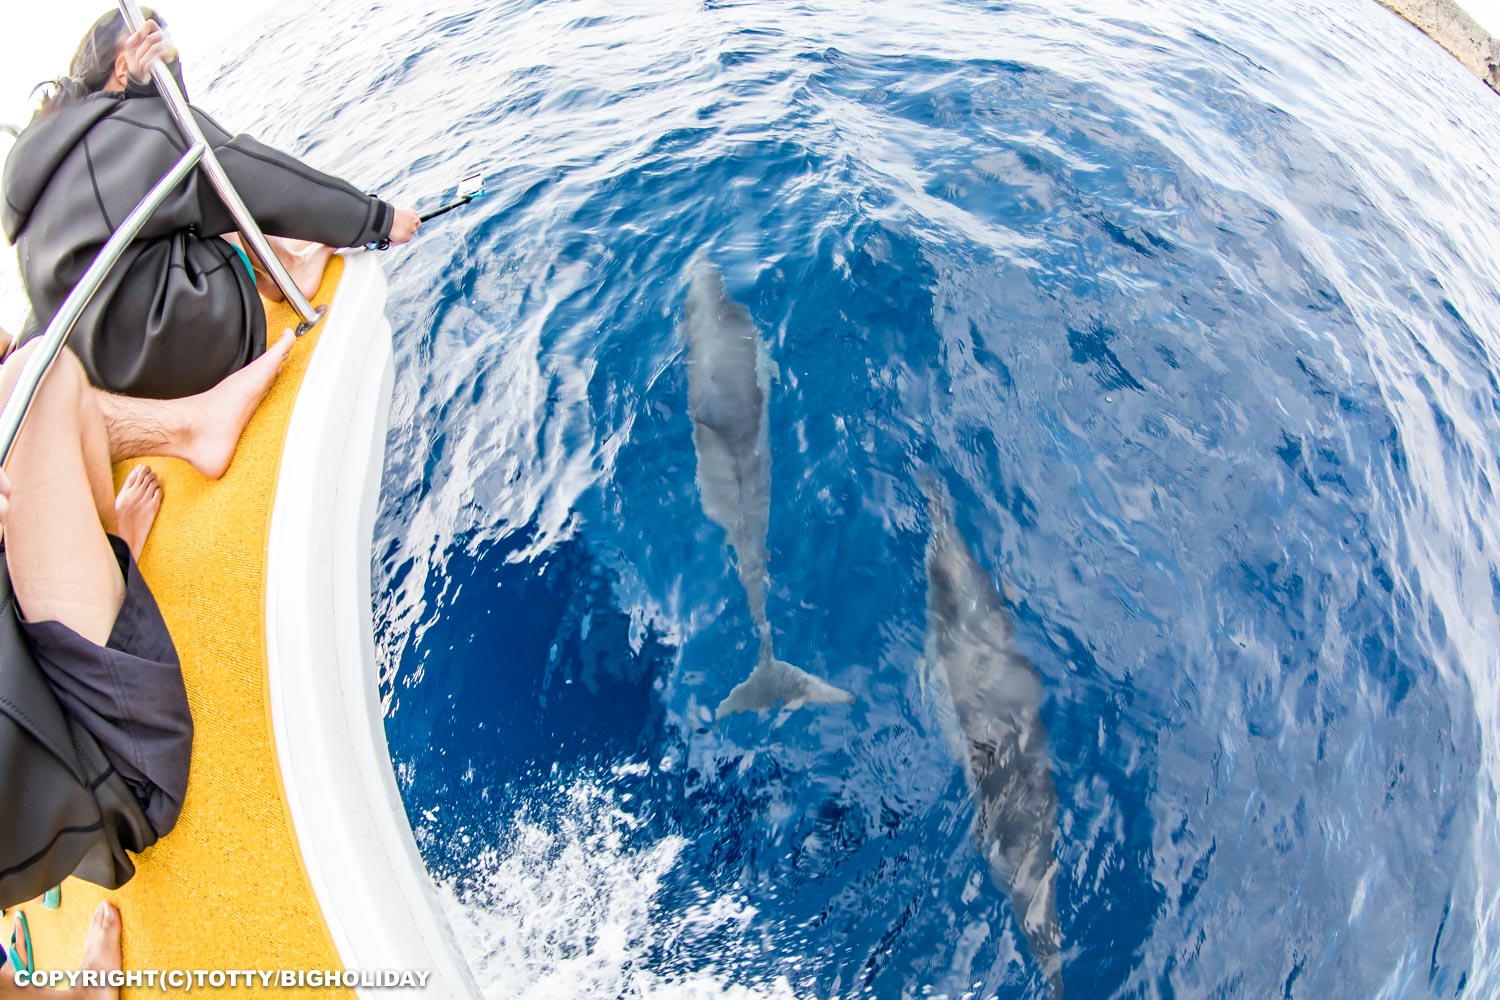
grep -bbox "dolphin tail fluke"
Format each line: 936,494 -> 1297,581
1033,945 -> 1064,1000
1023,884 -> 1064,1000
715,657 -> 855,719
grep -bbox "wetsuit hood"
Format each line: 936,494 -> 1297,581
5,75 -> 394,398
3,95 -> 125,243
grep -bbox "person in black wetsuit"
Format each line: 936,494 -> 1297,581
0,10 -> 422,399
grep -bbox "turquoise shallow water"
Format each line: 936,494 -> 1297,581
199,0 -> 1500,995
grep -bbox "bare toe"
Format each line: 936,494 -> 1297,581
115,465 -> 163,560
80,901 -> 122,999
269,330 -> 295,365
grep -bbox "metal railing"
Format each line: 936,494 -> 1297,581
0,1 -> 330,466
0,147 -> 207,463
117,0 -> 325,333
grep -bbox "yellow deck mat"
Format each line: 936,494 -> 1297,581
15,258 -> 353,997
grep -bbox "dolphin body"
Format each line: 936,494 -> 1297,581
924,490 -> 1063,998
682,261 -> 854,719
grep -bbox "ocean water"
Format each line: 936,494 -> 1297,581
199,0 -> 1500,996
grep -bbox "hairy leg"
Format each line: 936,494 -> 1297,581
96,390 -> 173,462
0,345 -> 125,646
95,331 -> 295,479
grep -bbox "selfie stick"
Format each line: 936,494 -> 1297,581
420,174 -> 487,223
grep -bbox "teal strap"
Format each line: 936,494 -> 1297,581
230,243 -> 256,282
9,909 -> 31,973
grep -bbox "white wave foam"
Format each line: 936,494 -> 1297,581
437,774 -> 799,999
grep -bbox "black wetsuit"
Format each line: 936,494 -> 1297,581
1,69 -> 394,398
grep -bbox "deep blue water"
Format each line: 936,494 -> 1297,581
205,0 -> 1500,996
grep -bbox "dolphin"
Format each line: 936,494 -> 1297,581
923,487 -> 1063,998
682,260 -> 854,719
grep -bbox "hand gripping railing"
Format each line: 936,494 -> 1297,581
116,0 -> 326,336
0,145 -> 206,465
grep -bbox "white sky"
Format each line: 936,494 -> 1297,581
1467,0 -> 1500,34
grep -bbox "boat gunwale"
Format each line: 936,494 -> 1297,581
264,250 -> 478,998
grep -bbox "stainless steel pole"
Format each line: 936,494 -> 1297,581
116,0 -> 326,335
0,144 -> 206,465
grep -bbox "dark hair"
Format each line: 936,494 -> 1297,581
35,8 -> 165,119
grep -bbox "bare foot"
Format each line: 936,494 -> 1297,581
78,901 -> 121,999
256,241 -> 335,303
179,331 -> 296,480
287,243 -> 337,300
115,465 -> 162,561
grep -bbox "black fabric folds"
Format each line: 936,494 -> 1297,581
0,541 -> 188,908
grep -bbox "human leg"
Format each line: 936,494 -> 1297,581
0,345 -> 127,646
94,330 -> 294,480
5,349 -> 193,835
